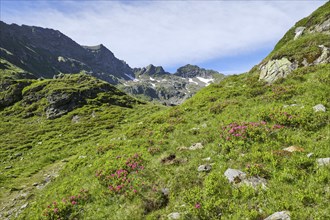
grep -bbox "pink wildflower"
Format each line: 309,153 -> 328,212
195,203 -> 201,209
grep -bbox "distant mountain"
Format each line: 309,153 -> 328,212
0,21 -> 225,104
119,64 -> 225,105
174,64 -> 219,78
0,21 -> 134,84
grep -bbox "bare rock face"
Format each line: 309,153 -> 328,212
312,18 -> 330,33
259,58 -> 298,83
313,45 -> 330,64
294,27 -> 306,40
264,211 -> 290,220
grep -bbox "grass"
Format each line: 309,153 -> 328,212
1,2 -> 330,219
0,63 -> 329,219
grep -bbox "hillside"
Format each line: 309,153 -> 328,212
0,21 -> 133,83
0,2 -> 329,220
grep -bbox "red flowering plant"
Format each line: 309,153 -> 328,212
96,153 -> 148,197
220,121 -> 284,150
220,121 -> 284,146
42,189 -> 90,220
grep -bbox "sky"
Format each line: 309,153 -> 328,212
0,0 -> 327,74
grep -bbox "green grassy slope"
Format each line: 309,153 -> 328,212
0,2 -> 329,220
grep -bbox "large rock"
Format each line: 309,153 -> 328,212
224,168 -> 267,189
264,211 -> 290,220
241,176 -> 267,189
259,58 -> 297,83
294,27 -> 305,40
317,158 -> 330,166
313,45 -> 330,64
313,104 -> 326,112
312,18 -> 330,33
224,168 -> 247,183
0,80 -> 31,109
168,212 -> 180,219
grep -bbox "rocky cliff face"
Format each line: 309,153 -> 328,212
258,3 -> 330,83
0,21 -> 134,83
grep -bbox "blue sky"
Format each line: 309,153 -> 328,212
0,0 -> 327,74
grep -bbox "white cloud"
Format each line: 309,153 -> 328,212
1,1 -> 326,70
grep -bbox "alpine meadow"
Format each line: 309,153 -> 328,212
0,2 -> 329,220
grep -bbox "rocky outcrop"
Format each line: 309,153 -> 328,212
0,79 -> 31,109
311,18 -> 330,33
259,58 -> 298,83
294,27 -> 306,40
313,45 -> 330,64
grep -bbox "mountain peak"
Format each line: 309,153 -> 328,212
175,64 -> 220,78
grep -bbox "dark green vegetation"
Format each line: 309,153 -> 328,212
1,2 -> 329,220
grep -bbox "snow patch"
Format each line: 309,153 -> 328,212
189,78 -> 198,85
196,77 -> 214,85
150,77 -> 155,81
151,83 -> 156,88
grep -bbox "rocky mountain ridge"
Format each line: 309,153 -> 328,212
120,64 -> 224,105
0,21 -> 224,104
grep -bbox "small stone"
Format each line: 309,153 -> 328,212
189,143 -> 203,150
307,153 -> 314,158
79,155 -> 87,159
72,115 -> 80,123
61,159 -> 69,162
5,166 -> 12,169
202,157 -> 211,161
302,58 -> 309,67
168,212 -> 180,219
283,146 -> 304,152
20,203 -> 28,210
313,104 -> 326,112
14,153 -> 23,158
197,164 -> 211,172
264,211 -> 290,220
317,158 -> 330,166
161,188 -> 170,196
224,168 -> 246,183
